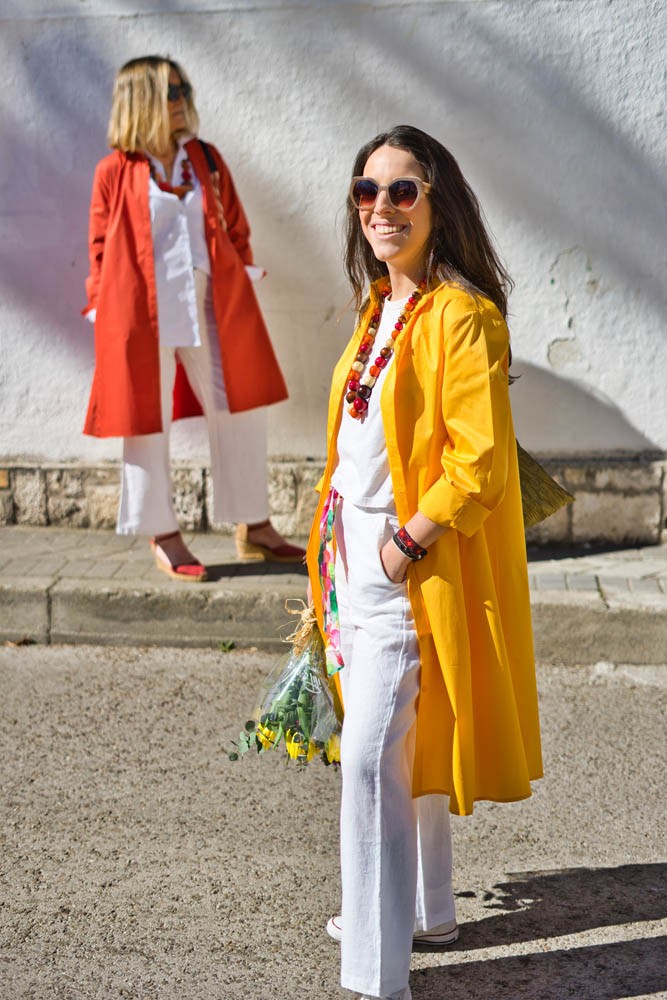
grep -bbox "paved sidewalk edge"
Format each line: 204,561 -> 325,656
1,577 -> 665,663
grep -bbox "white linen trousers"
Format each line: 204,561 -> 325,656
334,498 -> 456,998
117,269 -> 270,535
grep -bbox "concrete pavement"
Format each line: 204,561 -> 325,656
0,526 -> 665,662
0,643 -> 665,999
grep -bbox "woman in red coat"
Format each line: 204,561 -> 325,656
83,55 -> 304,579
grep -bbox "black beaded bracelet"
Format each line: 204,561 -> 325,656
392,526 -> 428,561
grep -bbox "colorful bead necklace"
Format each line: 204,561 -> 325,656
149,157 -> 194,200
345,277 -> 427,420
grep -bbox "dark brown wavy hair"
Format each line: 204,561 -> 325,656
344,125 -> 513,319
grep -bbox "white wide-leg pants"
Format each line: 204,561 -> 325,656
334,499 -> 455,998
117,271 -> 270,535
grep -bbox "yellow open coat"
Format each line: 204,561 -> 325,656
306,279 -> 543,816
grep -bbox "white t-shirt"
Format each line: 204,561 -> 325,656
331,295 -> 408,508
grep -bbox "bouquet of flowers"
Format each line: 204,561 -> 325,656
228,602 -> 342,767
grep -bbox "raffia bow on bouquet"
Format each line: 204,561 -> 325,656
228,601 -> 343,768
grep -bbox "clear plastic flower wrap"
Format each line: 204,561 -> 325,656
228,603 -> 342,767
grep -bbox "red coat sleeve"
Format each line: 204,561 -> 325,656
83,160 -> 113,315
209,145 -> 254,266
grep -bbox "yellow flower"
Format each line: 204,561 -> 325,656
285,731 -> 317,762
257,723 -> 276,750
326,733 -> 341,763
285,730 -> 303,760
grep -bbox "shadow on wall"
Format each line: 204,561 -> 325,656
509,361 -> 659,457
0,18 -> 347,375
414,863 -> 667,1000
1,3 -> 665,443
327,3 -> 667,312
0,21 -> 114,365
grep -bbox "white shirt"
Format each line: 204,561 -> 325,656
331,296 -> 408,509
147,139 -> 209,347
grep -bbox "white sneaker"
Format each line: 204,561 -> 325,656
412,917 -> 459,949
326,914 -> 343,940
327,914 -> 458,949
358,988 -> 411,1000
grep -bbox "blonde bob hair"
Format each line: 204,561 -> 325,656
108,55 -> 199,156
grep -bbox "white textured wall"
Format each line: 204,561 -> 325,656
1,0 -> 665,463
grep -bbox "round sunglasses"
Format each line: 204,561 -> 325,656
349,175 -> 431,211
167,82 -> 192,102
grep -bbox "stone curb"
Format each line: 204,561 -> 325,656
530,599 -> 666,664
50,577 -> 306,649
0,578 -> 52,645
0,576 -> 306,651
1,526 -> 665,660
1,574 -> 665,663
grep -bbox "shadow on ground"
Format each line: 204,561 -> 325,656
413,864 -> 667,999
415,936 -> 666,999
204,560 -> 309,582
526,543 -> 654,563
453,864 -> 666,947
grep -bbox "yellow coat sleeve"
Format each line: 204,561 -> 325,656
418,304 -> 511,536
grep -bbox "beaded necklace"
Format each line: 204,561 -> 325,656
345,277 -> 427,421
149,156 -> 194,200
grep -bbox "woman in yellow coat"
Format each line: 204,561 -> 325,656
305,126 -> 542,1000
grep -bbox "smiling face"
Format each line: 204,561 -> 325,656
359,144 -> 432,287
168,67 -> 187,135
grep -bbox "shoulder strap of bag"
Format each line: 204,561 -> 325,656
198,139 -> 227,231
199,139 -> 218,174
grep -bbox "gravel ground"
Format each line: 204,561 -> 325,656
0,644 -> 665,1000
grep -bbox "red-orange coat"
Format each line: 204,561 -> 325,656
82,139 -> 288,437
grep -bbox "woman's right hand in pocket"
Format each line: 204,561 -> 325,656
379,537 -> 410,584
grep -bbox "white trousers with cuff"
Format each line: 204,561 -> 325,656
335,498 -> 455,999
117,271 -> 270,536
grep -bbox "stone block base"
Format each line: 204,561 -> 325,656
524,456 -> 666,546
0,455 -> 664,546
